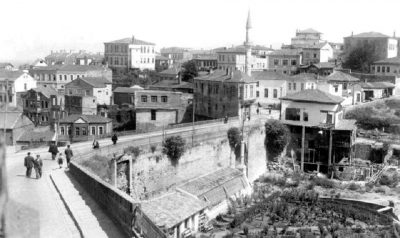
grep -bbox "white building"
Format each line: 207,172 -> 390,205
0,70 -> 37,107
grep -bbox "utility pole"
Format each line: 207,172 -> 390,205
3,79 -> 8,145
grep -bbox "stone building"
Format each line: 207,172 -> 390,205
268,49 -> 302,75
65,77 -> 112,105
344,32 -> 398,61
291,28 -> 324,46
0,70 -> 37,107
371,57 -> 400,76
301,42 -> 333,65
29,65 -> 112,94
64,95 -> 97,116
192,54 -> 218,71
104,36 -> 156,71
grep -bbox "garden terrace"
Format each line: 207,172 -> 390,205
210,189 -> 397,238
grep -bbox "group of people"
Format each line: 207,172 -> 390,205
92,133 -> 118,149
24,144 -> 74,179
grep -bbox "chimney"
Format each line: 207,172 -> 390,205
394,31 -> 396,38
131,35 -> 135,43
351,31 -> 353,37
178,69 -> 182,84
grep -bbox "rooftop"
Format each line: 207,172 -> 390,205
0,63 -> 14,68
335,119 -> 357,131
374,57 -> 400,65
0,112 -> 33,129
195,69 -> 257,83
252,71 -> 289,81
140,191 -> 207,229
151,80 -> 193,90
269,48 -> 302,56
0,70 -> 25,81
81,77 -> 112,88
28,86 -> 59,98
326,71 -> 360,82
289,73 -> 318,82
59,114 -> 112,124
113,87 -> 143,93
160,47 -> 189,54
280,89 -> 344,104
298,28 -> 321,34
310,62 -> 336,69
347,32 -> 390,38
360,81 -> 395,89
178,168 -> 250,206
155,55 -> 170,61
105,36 -> 155,45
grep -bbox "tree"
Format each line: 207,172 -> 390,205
227,127 -> 241,159
162,136 -> 186,166
342,43 -> 380,73
264,120 -> 290,163
181,60 -> 198,81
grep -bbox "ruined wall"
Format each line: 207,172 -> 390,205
247,126 -> 267,183
354,143 -> 372,160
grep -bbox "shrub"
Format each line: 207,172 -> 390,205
374,186 -> 387,194
348,182 -> 361,191
261,175 -> 286,187
243,226 -> 249,235
379,173 -> 399,187
123,146 -> 141,157
227,127 -> 241,158
264,120 -> 290,162
311,177 -> 335,189
162,135 -> 186,165
80,155 -> 112,181
150,144 -> 157,153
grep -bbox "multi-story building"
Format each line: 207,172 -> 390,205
268,49 -> 302,75
64,77 -> 112,105
104,36 -> 156,71
192,54 -> 218,71
252,71 -> 288,106
160,47 -> 192,65
45,50 -> 104,66
344,32 -> 398,60
302,42 -> 333,65
155,55 -> 173,72
216,47 -> 269,72
280,89 -> 356,173
29,65 -> 112,94
371,57 -> 400,76
0,70 -> 37,107
291,28 -> 323,46
64,95 -> 97,116
22,86 -> 63,127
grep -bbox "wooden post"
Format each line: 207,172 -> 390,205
301,126 -> 305,172
128,156 -> 133,195
328,129 -> 333,167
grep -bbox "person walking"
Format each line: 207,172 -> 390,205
57,153 -> 63,169
34,154 -> 43,179
64,145 -> 73,169
111,134 -> 118,145
24,152 -> 34,178
48,142 -> 59,160
93,139 -> 99,149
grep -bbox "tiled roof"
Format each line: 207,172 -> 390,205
151,80 -> 194,90
280,89 -> 344,104
58,65 -> 109,72
326,71 -> 359,82
81,77 -> 112,88
360,81 -> 395,89
269,48 -> 302,56
311,62 -> 336,69
105,37 -> 155,45
302,42 -> 330,49
374,57 -> 400,65
348,32 -> 390,38
0,112 -> 33,129
160,47 -> 189,54
113,87 -> 142,93
17,129 -> 56,142
289,73 -> 318,82
140,191 -> 207,229
59,114 -> 112,124
158,68 -> 179,75
215,47 -> 246,54
195,69 -> 257,83
298,28 -> 321,34
335,119 -> 357,131
155,55 -> 170,61
0,63 -> 14,68
192,54 -> 218,60
252,71 -> 288,81
0,70 -> 25,81
178,168 -> 250,206
30,86 -> 58,98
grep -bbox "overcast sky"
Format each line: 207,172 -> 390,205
2,0 -> 400,65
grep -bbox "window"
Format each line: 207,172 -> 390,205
285,108 -> 301,121
141,95 -> 147,102
291,60 -> 297,66
343,83 -> 347,90
91,126 -> 96,135
161,96 -> 168,102
313,53 -> 317,58
377,66 -> 381,73
282,60 -> 288,66
311,83 -> 314,89
293,83 -> 297,90
256,91 -> 259,97
59,75 -> 62,81
382,67 -> 385,73
41,101 -> 44,108
334,85 -> 339,93
64,75 -> 67,80
60,127 -> 65,135
24,83 -> 27,90
264,88 -> 268,98
356,93 -> 361,102
387,66 -> 390,73
45,101 -> 48,108
245,85 -> 248,98
303,111 -> 309,121
215,104 -> 218,111
82,127 -> 87,136
250,85 -> 253,97
99,126 -> 103,135
67,126 -> 71,135
273,89 -> 278,98
70,75 -> 73,81
274,59 -> 279,65
301,83 -> 304,90
151,96 -> 157,102
288,83 -> 291,90
327,113 -> 333,124
75,127 -> 80,136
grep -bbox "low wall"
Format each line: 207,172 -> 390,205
69,162 -> 167,238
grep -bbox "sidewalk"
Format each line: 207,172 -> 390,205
50,169 -> 126,238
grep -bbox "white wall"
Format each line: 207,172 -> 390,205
320,44 -> 334,62
387,38 -> 398,58
317,81 -> 342,97
256,80 -> 286,105
14,73 -> 36,92
93,84 -> 112,105
130,44 -> 155,70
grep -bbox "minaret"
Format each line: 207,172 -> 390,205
244,10 -> 252,77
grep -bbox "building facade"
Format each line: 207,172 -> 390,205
64,95 -> 97,116
155,55 -> 173,72
371,57 -> 400,76
268,49 -> 302,75
0,70 -> 37,107
0,112 -> 34,145
65,77 -> 112,105
291,28 -> 323,46
344,32 -> 398,61
302,42 -> 333,65
104,36 -> 156,70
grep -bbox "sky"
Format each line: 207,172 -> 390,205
2,0 -> 400,65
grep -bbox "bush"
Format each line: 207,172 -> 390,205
379,173 -> 399,187
348,182 -> 361,191
243,226 -> 249,235
80,155 -> 112,181
162,136 -> 186,165
311,177 -> 335,189
150,144 -> 157,153
264,120 -> 290,162
123,146 -> 141,157
261,175 -> 286,187
345,106 -> 392,130
227,127 -> 241,158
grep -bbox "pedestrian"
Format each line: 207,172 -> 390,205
111,133 -> 118,145
34,154 -> 43,179
64,145 -> 73,169
48,142 -> 59,160
93,139 -> 99,149
57,153 -> 63,169
224,115 -> 228,124
24,152 -> 34,178
256,108 -> 259,115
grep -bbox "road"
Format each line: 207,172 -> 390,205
4,111 -> 278,237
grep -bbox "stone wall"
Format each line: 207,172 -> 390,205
355,142 -> 372,160
247,126 -> 267,183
